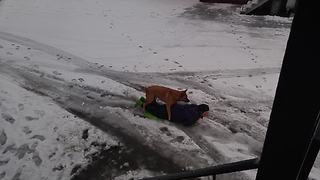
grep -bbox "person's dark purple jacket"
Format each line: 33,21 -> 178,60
145,101 -> 203,126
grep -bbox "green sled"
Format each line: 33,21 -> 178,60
135,97 -> 159,120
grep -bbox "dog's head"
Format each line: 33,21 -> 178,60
179,89 -> 190,102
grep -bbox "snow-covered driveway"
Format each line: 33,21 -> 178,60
1,0 -> 314,180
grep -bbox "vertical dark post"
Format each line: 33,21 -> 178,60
256,0 -> 320,180
212,175 -> 216,180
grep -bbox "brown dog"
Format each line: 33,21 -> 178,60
143,85 -> 190,120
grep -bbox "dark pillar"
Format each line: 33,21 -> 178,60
256,0 -> 320,179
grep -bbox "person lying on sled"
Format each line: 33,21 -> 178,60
140,97 -> 209,126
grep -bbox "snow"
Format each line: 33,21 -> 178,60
0,0 -> 288,73
0,0 -> 317,180
0,73 -> 118,180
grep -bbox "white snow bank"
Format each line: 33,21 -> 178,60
0,74 -> 118,180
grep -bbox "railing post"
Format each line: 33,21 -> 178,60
212,175 -> 216,180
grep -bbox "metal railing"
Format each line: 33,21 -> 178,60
142,158 -> 259,180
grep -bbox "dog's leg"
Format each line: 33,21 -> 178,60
166,104 -> 171,121
143,94 -> 154,112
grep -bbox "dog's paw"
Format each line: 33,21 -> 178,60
159,127 -> 172,136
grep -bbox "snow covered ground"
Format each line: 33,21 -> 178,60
0,0 -> 319,179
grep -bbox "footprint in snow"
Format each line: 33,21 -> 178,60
24,56 -> 31,60
53,164 -> 64,171
33,110 -> 45,117
78,78 -> 85,82
0,129 -> 7,145
0,158 -> 9,166
82,129 -> 89,140
53,71 -> 62,76
48,151 -> 56,159
262,77 -> 267,82
30,135 -> 45,141
159,127 -> 172,136
1,113 -> 15,124
0,172 -> 5,179
25,116 -> 39,121
11,166 -> 25,180
14,144 -> 34,159
18,104 -> 24,111
32,152 -> 42,166
86,95 -> 94,100
170,136 -> 185,143
22,126 -> 32,135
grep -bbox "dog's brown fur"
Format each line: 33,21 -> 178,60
143,85 -> 189,120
